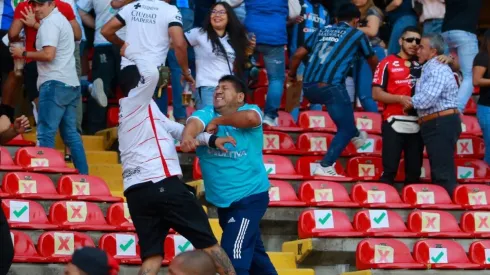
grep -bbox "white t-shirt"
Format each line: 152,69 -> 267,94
77,0 -> 126,46
117,0 -> 182,69
185,28 -> 235,88
61,0 -> 86,42
36,8 -> 79,89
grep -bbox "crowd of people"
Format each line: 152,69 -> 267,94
0,0 -> 488,274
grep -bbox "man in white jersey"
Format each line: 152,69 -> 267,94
101,1 -> 237,275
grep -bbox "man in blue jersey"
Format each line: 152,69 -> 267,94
288,3 -> 378,177
181,75 -> 277,275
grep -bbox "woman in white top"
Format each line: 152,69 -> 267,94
185,2 -> 249,109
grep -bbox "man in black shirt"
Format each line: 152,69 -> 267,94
441,0 -> 482,113
474,30 -> 490,165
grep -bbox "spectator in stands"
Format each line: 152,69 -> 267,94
372,26 -> 423,185
65,247 -> 119,275
186,2 -> 250,109
474,30 -> 490,165
353,0 -> 385,112
441,0 -> 482,112
10,0 -> 89,175
384,0 -> 417,55
414,0 -> 445,35
413,33 -> 460,195
244,0 -> 301,126
169,251 -> 217,275
182,75 -> 277,275
288,3 -> 376,177
0,115 -> 30,275
78,0 -> 125,134
288,0 -> 328,122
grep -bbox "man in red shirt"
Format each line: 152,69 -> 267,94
372,26 -> 424,185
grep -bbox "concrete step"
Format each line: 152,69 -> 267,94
24,132 -> 106,151
268,252 -> 297,269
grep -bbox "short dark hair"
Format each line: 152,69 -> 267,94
218,75 -> 248,100
336,3 -> 361,22
401,26 -> 421,37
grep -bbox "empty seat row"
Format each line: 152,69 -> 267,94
356,239 -> 490,270
268,181 -> 490,210
0,172 -> 121,202
299,208 -> 490,239
10,230 -> 189,264
0,146 -> 77,174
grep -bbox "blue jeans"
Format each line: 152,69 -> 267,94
195,86 -> 215,110
37,80 -> 88,174
388,15 -> 418,55
477,104 -> 490,165
423,19 -> 443,35
303,83 -> 359,167
354,45 -> 386,112
442,30 -> 479,112
255,44 -> 285,120
290,63 -> 322,122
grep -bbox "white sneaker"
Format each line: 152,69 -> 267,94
263,116 -> 278,127
90,78 -> 107,108
313,165 -> 343,177
351,130 -> 368,149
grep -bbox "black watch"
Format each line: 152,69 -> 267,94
22,51 -> 27,57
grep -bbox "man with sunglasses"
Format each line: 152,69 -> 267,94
372,26 -> 424,186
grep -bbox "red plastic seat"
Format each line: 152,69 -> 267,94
469,240 -> 490,268
107,202 -> 135,231
15,147 -> 78,174
298,111 -> 336,132
402,184 -> 461,210
454,184 -> 490,210
268,180 -> 307,207
265,111 -> 303,132
296,132 -> 332,155
11,230 -> 47,263
0,147 -> 23,171
295,156 -> 352,182
351,183 -> 410,208
107,106 -> 119,128
407,210 -> 471,238
262,131 -> 302,155
396,158 -> 431,182
298,181 -> 358,207
354,112 -> 382,135
298,209 -> 363,238
49,201 -> 116,231
1,199 -> 58,229
455,137 -> 485,159
37,231 -> 95,263
163,234 -> 192,263
99,233 -> 141,264
413,239 -> 481,269
464,97 -> 477,115
263,155 -> 303,180
57,174 -> 123,202
5,134 -> 36,147
356,239 -> 424,270
344,134 -> 383,157
346,157 -> 383,181
193,157 -> 202,180
354,210 -> 418,237
461,211 -> 490,238
250,69 -> 269,89
2,172 -> 66,200
461,115 -> 482,137
455,158 -> 490,183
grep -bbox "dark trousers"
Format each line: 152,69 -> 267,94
84,45 -> 121,135
380,122 -> 424,185
0,200 -> 14,275
421,113 -> 462,195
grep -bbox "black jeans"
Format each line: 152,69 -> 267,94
380,121 -> 424,185
421,113 -> 462,195
0,200 -> 14,275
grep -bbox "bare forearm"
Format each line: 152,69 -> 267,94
475,78 -> 490,87
174,43 -> 189,73
289,48 -> 308,76
212,111 -> 260,128
183,119 -> 205,139
203,246 -> 236,275
104,33 -> 125,47
372,87 -> 400,104
26,50 -> 53,62
0,128 -> 18,145
79,11 -> 95,29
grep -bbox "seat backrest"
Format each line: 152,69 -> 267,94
11,230 -> 40,257
397,158 -> 431,182
298,181 -> 354,205
468,240 -> 490,266
354,209 -> 409,234
269,180 -> 300,202
296,156 -> 346,177
461,211 -> 490,234
402,184 -> 454,207
413,239 -> 472,265
99,233 -> 140,259
1,199 -> 50,224
354,112 -> 382,134
277,111 -> 299,128
0,147 -> 16,165
346,157 -> 383,180
252,87 -> 268,108
456,137 -> 485,158
461,115 -> 482,136
193,157 -> 202,180
15,147 -> 66,169
107,202 -> 133,227
57,175 -> 111,197
455,158 -> 490,180
298,209 -> 356,239
296,132 -> 333,152
263,131 -> 297,151
454,184 -> 490,208
37,231 -> 95,257
298,111 -> 336,131
49,201 -> 108,226
408,210 -> 462,234
2,172 -> 57,195
351,183 -> 404,205
164,234 -> 195,262
263,155 -> 297,176
356,239 -> 417,270
344,134 -> 383,156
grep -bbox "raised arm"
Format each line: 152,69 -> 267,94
101,16 -> 125,47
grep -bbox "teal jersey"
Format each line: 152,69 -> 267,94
191,104 -> 270,207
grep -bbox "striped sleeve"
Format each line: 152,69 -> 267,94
358,33 -> 375,58
372,58 -> 389,88
303,29 -> 319,52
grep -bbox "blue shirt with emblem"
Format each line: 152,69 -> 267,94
191,104 -> 270,208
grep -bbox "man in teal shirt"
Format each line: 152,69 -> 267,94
182,75 -> 277,275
